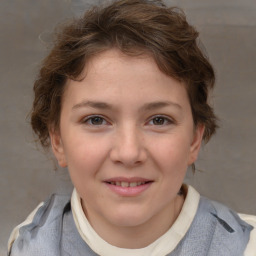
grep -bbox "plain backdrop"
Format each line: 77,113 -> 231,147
1,0 -> 256,254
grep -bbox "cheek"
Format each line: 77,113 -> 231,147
63,135 -> 110,176
149,134 -> 192,166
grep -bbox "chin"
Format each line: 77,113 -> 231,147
108,208 -> 151,228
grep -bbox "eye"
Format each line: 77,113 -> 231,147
148,116 -> 173,126
82,115 -> 108,126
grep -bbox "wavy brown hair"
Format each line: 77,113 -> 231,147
31,0 -> 218,148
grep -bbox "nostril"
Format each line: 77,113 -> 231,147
110,150 -> 146,166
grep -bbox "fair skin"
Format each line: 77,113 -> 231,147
50,49 -> 204,248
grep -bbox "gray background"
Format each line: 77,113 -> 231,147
0,0 -> 255,254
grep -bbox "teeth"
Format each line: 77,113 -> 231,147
129,182 -> 137,187
121,181 -> 129,187
109,181 -> 147,187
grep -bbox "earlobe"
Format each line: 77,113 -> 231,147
188,124 -> 205,165
49,129 -> 67,168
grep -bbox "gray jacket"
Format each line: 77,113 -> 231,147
9,194 -> 252,256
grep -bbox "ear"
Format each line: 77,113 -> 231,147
188,124 -> 205,165
49,129 -> 67,168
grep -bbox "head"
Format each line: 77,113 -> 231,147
30,0 -> 218,246
31,0 -> 217,150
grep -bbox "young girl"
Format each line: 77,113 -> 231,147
8,0 -> 256,255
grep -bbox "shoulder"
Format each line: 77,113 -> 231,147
199,196 -> 253,229
8,194 -> 71,256
198,196 -> 254,237
184,185 -> 253,241
193,196 -> 253,255
201,196 -> 256,256
170,186 -> 254,255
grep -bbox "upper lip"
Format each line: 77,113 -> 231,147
103,177 -> 153,183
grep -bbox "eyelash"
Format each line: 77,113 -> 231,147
81,115 -> 174,127
81,115 -> 108,126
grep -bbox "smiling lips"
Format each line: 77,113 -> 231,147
107,181 -> 148,187
104,178 -> 153,196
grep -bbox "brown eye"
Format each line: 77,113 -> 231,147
153,117 -> 165,125
148,116 -> 173,126
90,117 -> 104,125
83,116 -> 107,126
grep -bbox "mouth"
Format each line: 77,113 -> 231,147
105,181 -> 151,187
103,178 -> 153,196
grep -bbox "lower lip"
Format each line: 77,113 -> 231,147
105,182 -> 152,197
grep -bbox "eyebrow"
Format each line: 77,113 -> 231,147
72,100 -> 182,111
72,101 -> 112,110
140,101 -> 182,111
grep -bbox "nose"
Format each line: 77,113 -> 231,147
110,125 -> 147,167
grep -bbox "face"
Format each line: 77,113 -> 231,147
50,49 -> 204,245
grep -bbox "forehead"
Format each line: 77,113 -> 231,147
62,49 -> 189,109
84,49 -> 161,80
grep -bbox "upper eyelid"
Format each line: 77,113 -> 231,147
83,114 -> 105,120
147,115 -> 174,122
